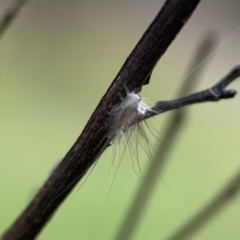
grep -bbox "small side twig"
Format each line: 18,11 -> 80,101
145,65 -> 240,119
166,169 -> 240,240
0,0 -> 28,39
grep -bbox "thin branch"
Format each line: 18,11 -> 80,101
166,169 -> 240,240
113,34 -> 217,240
145,65 -> 240,119
2,1 -> 201,239
0,0 -> 28,39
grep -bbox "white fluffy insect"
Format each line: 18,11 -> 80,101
104,87 -> 156,183
108,89 -> 152,146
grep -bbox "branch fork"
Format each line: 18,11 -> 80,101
2,1 -> 240,239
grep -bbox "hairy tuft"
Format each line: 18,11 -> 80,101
109,91 -> 152,144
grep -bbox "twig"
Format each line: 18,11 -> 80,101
113,34 -> 217,240
144,65 -> 240,119
166,169 -> 240,240
0,0 -> 28,39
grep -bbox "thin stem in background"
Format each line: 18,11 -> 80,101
166,169 -> 240,240
0,0 -> 28,39
113,34 -> 217,240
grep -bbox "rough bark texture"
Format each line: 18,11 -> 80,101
2,1 -> 204,239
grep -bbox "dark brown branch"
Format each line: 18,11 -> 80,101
0,0 -> 28,39
2,1 -> 201,239
145,65 -> 240,118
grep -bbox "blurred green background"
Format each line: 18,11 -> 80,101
1,0 -> 240,239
